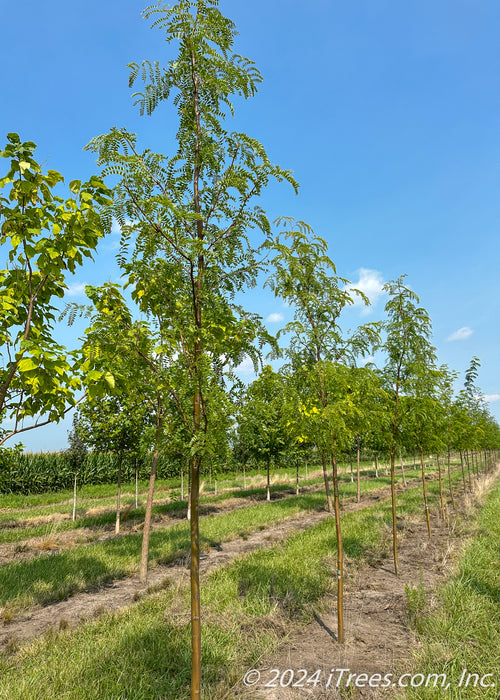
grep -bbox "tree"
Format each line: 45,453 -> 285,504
381,275 -> 436,573
85,3 -> 295,693
265,219 -> 380,644
0,134 -> 110,447
74,392 -> 151,533
236,366 -> 291,501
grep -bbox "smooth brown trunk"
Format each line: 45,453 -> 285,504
356,434 -> 361,502
447,447 -> 455,509
266,455 -> 271,502
72,472 -> 77,522
399,450 -> 407,488
390,448 -> 399,575
139,447 -> 160,582
115,453 -> 122,535
420,448 -> 431,538
437,454 -> 444,518
321,448 -> 334,513
459,451 -> 467,492
331,454 -> 344,643
190,453 -> 201,700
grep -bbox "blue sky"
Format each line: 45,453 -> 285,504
1,0 -> 499,450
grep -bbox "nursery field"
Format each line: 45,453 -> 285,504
0,455 -> 497,698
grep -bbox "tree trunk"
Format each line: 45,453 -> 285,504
135,458 -> 139,509
266,455 -> 271,502
296,458 -> 299,496
331,454 -> 344,643
356,434 -> 361,503
139,444 -> 161,582
459,451 -> 467,492
72,472 -> 77,522
305,459 -> 308,480
399,451 -> 407,488
374,453 -> 379,478
390,448 -> 399,575
190,451 -> 202,700
181,466 -> 184,501
243,462 -> 246,489
437,454 -> 445,518
321,448 -> 334,513
350,451 -> 354,483
465,450 -> 472,489
420,448 -> 431,538
187,466 -> 192,521
115,452 -> 122,535
447,447 -> 455,509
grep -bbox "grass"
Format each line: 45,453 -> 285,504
402,473 -> 500,699
0,488 -> 394,699
0,465 -> 466,613
0,464 -> 489,699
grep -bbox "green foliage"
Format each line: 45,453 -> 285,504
0,134 -> 111,446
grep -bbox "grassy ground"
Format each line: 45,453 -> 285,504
0,464 -> 482,699
0,466 -> 465,614
403,473 -> 500,699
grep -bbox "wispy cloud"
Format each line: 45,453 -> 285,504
446,326 -> 474,342
266,312 -> 284,323
236,356 -> 257,375
66,282 -> 87,297
483,394 -> 500,403
345,268 -> 385,313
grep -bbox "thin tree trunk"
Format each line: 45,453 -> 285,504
447,446 -> 455,509
115,452 -> 122,535
350,451 -> 354,483
420,448 -> 431,538
139,438 -> 161,582
399,450 -> 407,488
135,458 -> 138,509
214,480 -> 217,496
356,434 -> 361,503
331,454 -> 344,643
464,450 -> 472,490
190,451 -> 202,700
459,451 -> 467,492
181,466 -> 184,501
296,458 -> 299,496
390,448 -> 399,575
305,459 -> 308,480
266,455 -> 271,502
243,462 -> 246,489
437,454 -> 445,518
72,472 -> 77,522
321,448 -> 334,513
374,453 -> 379,478
187,466 -> 192,521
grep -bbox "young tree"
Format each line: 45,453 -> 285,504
381,275 -> 436,574
86,3 -> 296,693
266,219 -> 380,644
0,134 -> 110,446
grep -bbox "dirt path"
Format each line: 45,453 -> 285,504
235,468 -> 499,699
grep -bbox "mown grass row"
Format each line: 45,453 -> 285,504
0,467 -> 467,614
0,464 -> 485,699
404,475 -> 500,699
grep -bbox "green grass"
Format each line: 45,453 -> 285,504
0,466 -> 487,699
0,466 -> 465,612
0,488 -> 394,699
402,475 -> 500,699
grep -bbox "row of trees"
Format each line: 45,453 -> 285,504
1,2 -> 499,697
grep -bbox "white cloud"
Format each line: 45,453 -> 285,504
236,356 -> 257,375
483,394 -> 500,403
266,312 -> 284,323
345,268 -> 385,312
446,326 -> 474,342
66,282 -> 87,297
